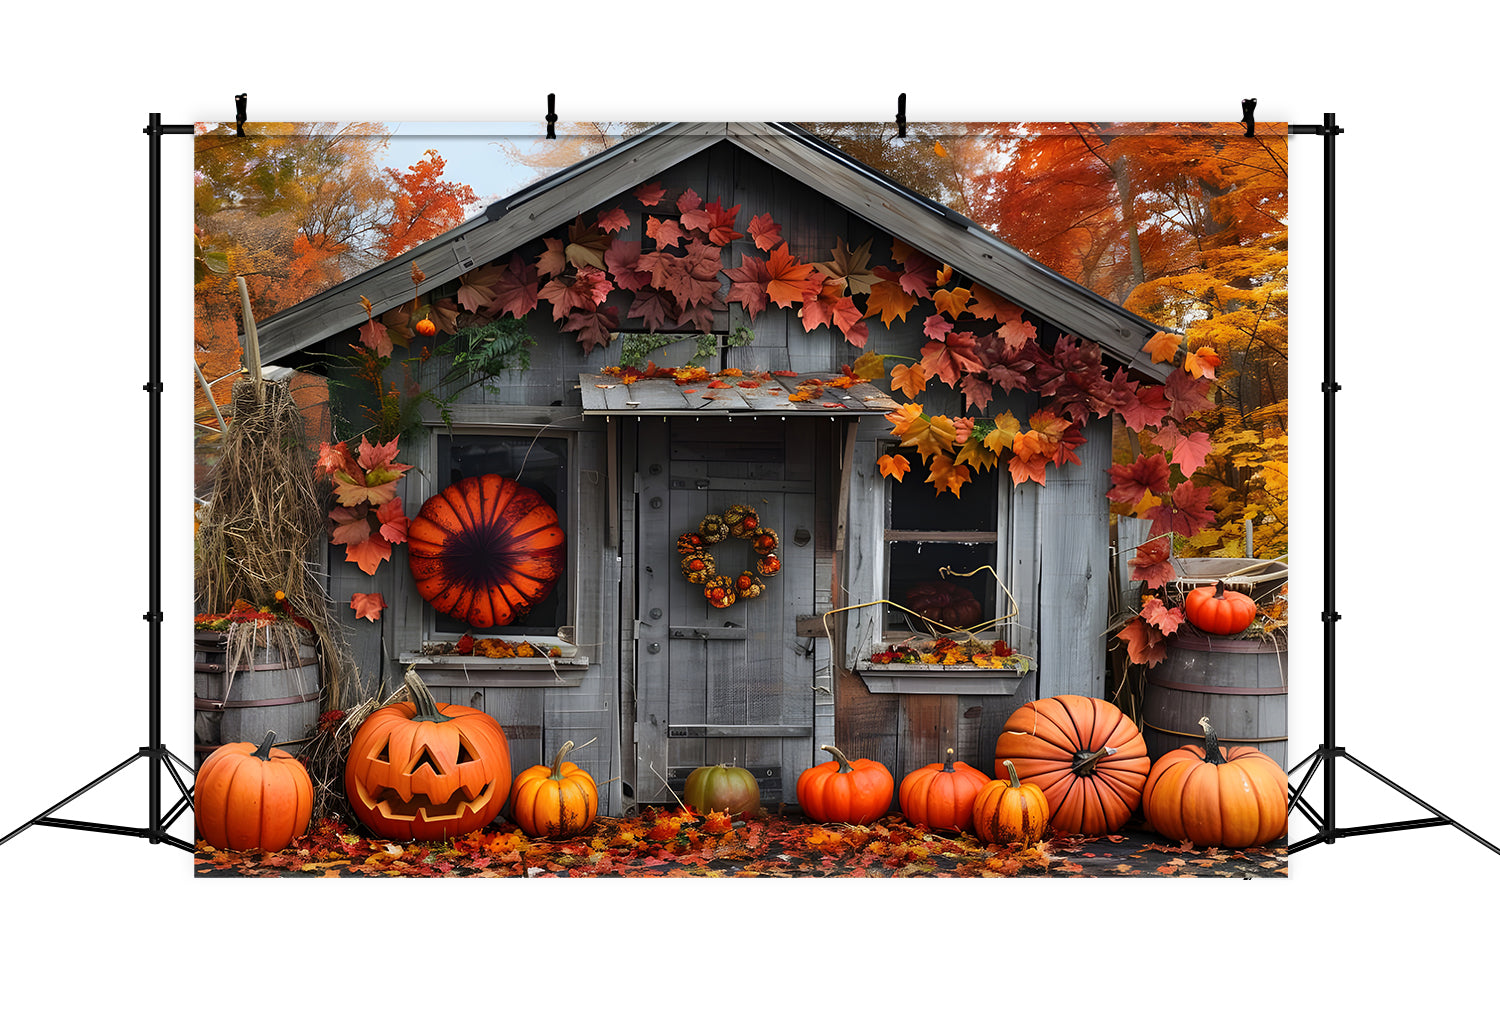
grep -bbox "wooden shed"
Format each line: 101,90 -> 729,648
252,122 -> 1171,817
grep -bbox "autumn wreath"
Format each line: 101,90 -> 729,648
678,505 -> 780,609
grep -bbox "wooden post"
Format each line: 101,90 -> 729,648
236,276 -> 264,404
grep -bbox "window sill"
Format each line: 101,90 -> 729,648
400,654 -> 589,687
855,660 -> 1030,696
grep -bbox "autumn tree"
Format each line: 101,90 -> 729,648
374,149 -> 479,261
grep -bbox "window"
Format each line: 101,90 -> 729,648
882,451 -> 1001,639
430,432 -> 570,637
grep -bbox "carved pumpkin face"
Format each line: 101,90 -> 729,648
345,669 -> 512,841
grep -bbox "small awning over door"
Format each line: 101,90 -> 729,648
578,371 -> 900,417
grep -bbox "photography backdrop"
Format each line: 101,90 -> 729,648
3,3 -> 1496,1016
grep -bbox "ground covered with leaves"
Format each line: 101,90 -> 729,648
195,808 -> 1287,879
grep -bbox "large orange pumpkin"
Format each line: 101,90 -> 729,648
993,694 -> 1151,835
345,667 -> 512,841
1142,717 -> 1288,848
194,731 -> 313,852
407,474 -> 565,629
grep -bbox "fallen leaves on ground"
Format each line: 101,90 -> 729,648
195,810 -> 1288,879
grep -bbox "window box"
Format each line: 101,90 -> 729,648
855,660 -> 1029,696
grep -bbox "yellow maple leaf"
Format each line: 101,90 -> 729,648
932,286 -> 972,319
924,452 -> 970,497
901,414 -> 957,460
983,411 -> 1021,454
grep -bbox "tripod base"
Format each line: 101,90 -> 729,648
1286,745 -> 1500,857
0,745 -> 196,853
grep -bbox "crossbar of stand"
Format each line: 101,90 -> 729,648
0,114 -> 197,855
1285,113 -> 1497,857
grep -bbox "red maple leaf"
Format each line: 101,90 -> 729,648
376,496 -> 408,544
564,305 -> 620,355
724,254 -> 771,320
919,332 -> 984,387
357,317 -> 392,358
350,592 -> 386,622
1140,594 -> 1185,636
1127,536 -> 1176,587
748,213 -> 782,251
604,239 -> 651,292
1120,383 -> 1171,432
681,200 -> 742,245
539,267 -> 612,321
645,216 -> 684,249
1116,617 -> 1167,666
923,313 -> 954,342
634,181 -> 666,206
1154,423 -> 1214,476
1106,452 -> 1171,505
1163,369 -> 1216,422
891,239 -> 941,298
959,373 -> 993,412
596,207 -> 630,233
535,237 -> 567,277
1144,480 -> 1217,539
489,254 -> 540,320
626,287 -> 677,332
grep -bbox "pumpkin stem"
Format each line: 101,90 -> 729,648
1072,746 -> 1118,776
252,731 -> 277,760
403,666 -> 454,724
821,744 -> 856,775
941,748 -> 956,773
1002,759 -> 1022,788
550,740 -> 576,780
1198,717 -> 1227,765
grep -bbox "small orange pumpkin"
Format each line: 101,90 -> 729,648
1142,717 -> 1288,848
414,317 -> 438,337
194,731 -> 313,852
509,740 -> 599,838
897,748 -> 990,832
703,575 -> 737,609
1183,580 -> 1257,635
972,759 -> 1050,847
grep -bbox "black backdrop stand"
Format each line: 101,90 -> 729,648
1285,113 -> 1498,857
3,109 -> 1496,859
0,114 -> 197,854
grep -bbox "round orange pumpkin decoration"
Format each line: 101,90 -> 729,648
407,474 -> 565,629
993,694 -> 1151,835
1183,580 -> 1257,635
195,731 -> 313,852
972,759 -> 1050,848
345,667 -> 512,842
509,739 -> 599,838
897,748 -> 990,832
414,317 -> 438,337
796,745 -> 894,825
1142,717 -> 1288,848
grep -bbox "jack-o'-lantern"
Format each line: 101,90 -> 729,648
345,667 -> 512,841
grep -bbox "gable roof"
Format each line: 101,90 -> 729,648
253,122 -> 1171,381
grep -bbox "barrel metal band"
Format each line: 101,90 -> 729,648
1147,678 -> 1287,697
1143,719 -> 1288,744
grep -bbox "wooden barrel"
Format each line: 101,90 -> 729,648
1142,630 -> 1287,769
194,632 -> 321,765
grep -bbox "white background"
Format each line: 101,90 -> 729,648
2,3 -> 1494,1020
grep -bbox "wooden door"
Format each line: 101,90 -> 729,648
633,417 -> 816,808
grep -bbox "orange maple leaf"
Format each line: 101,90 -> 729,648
884,402 -> 925,436
924,453 -> 971,497
1144,331 -> 1181,363
932,286 -> 972,319
1183,346 -> 1222,379
877,453 -> 911,481
1116,617 -> 1167,666
900,414 -> 958,460
866,271 -> 919,326
1008,430 -> 1053,486
350,592 -> 386,622
764,244 -> 821,308
890,362 -> 929,399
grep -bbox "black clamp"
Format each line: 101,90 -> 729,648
235,93 -> 248,137
1242,97 -> 1257,137
895,93 -> 907,138
545,93 -> 558,140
